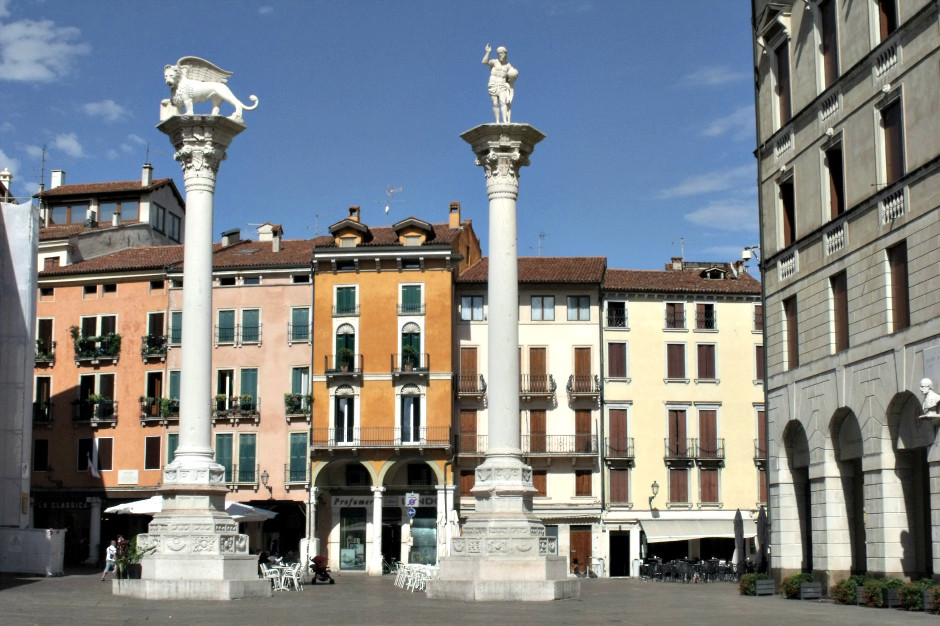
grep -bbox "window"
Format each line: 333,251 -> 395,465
666,344 -> 686,379
818,0 -> 839,89
460,295 -> 483,321
168,371 -> 180,406
151,203 -> 166,232
887,241 -> 910,332
667,408 -> 687,457
405,235 -> 422,246
698,408 -> 718,459
774,39 -> 792,125
77,438 -> 93,472
217,310 -> 235,344
240,308 -> 260,344
606,301 -> 626,328
36,318 -> 54,358
289,433 -> 308,482
217,369 -> 235,407
291,274 -> 310,284
145,436 -> 162,470
335,286 -> 357,316
608,408 -> 629,456
215,433 -> 233,482
167,433 -> 179,464
400,385 -> 422,444
96,438 -> 113,472
756,345 -> 765,381
700,468 -> 719,504
339,237 -> 356,248
831,271 -> 848,352
532,470 -> 547,497
43,257 -> 59,270
877,0 -> 898,41
669,468 -> 689,503
696,344 -> 716,380
169,311 -> 182,344
334,324 -> 356,370
80,314 -> 116,338
334,387 -> 356,444
881,97 -> 905,186
237,434 -> 256,482
39,286 -> 54,300
290,307 -> 310,342
695,303 -> 716,330
33,439 -> 49,472
240,368 -> 258,410
754,305 -> 764,332
825,144 -> 845,219
77,373 -> 115,421
102,283 -> 117,296
166,212 -> 181,242
401,322 -> 421,369
218,276 -> 236,287
531,295 -> 555,321
783,296 -> 799,369
609,468 -> 629,504
400,284 -> 423,314
607,342 -> 627,379
460,470 -> 475,496
336,259 -> 356,271
243,276 -> 261,286
290,367 -> 310,411
346,464 -> 369,486
149,280 -> 165,294
83,284 -> 97,299
566,296 -> 590,321
98,199 -> 138,223
780,176 -> 796,247
665,302 -> 685,329
575,470 -> 592,497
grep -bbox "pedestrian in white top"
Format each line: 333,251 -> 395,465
101,540 -> 117,581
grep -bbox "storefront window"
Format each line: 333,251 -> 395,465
340,507 -> 366,570
410,508 -> 437,565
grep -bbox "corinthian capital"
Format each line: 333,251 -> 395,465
157,115 -> 245,194
460,124 -> 545,201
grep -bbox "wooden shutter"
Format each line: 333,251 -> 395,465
97,438 -> 113,471
700,468 -> 719,503
532,470 -> 547,497
529,347 -> 546,392
460,470 -> 475,496
756,345 -> 765,380
883,100 -> 904,185
575,410 -> 592,453
575,470 -> 592,497
698,410 -> 717,457
669,468 -> 688,503
148,312 -> 164,335
831,272 -> 848,352
826,146 -> 845,218
667,344 -> 685,379
609,468 -> 629,503
776,42 -> 791,124
529,410 -> 546,453
460,410 -> 477,453
668,409 -> 686,456
879,0 -> 897,40
757,410 -> 767,458
608,409 -> 627,454
759,468 -> 768,503
608,342 -> 626,378
888,242 -> 910,331
781,180 -> 795,246
784,297 -> 799,368
575,347 -> 591,377
697,344 -> 715,379
820,0 -> 839,88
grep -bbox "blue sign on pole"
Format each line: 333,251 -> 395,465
407,507 -> 416,518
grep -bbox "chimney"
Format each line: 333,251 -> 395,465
0,168 -> 12,201
449,201 -> 461,228
221,228 -> 241,246
257,223 -> 283,252
671,257 -> 683,271
142,163 -> 154,186
348,206 -> 360,222
50,170 -> 66,189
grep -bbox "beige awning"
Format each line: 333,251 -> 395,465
640,519 -> 756,543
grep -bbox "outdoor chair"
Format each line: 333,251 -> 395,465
282,562 -> 304,591
260,563 -> 284,591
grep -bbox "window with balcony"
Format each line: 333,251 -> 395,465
608,408 -> 630,457
566,296 -> 590,321
143,371 -> 163,418
34,376 -> 52,424
36,318 -> 54,363
887,241 -> 910,332
607,342 -> 627,379
145,436 -> 161,471
169,311 -> 182,345
240,368 -> 258,413
459,410 -> 478,454
460,295 -> 484,321
216,369 -> 235,410
667,408 -> 687,457
334,387 -> 356,444
400,284 -> 423,314
779,176 -> 796,247
79,437 -> 112,473
334,324 -> 356,371
665,302 -> 685,329
240,309 -> 261,344
288,432 -> 308,482
606,301 -> 627,328
215,433 -> 233,482
825,144 -> 845,219
783,296 -> 799,369
830,271 -> 849,353
76,373 -> 115,422
698,409 -> 719,459
400,385 -> 422,444
528,409 -> 546,453
237,433 -> 257,483
287,367 -> 311,416
458,346 -> 480,394
774,39 -> 792,126
877,0 -> 898,41
290,307 -> 311,343
575,410 -> 592,453
696,344 -> 716,380
666,343 -> 686,380
335,286 -> 357,316
880,96 -> 905,186
216,310 -> 236,344
531,295 -> 555,321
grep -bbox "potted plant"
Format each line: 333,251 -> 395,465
284,392 -> 302,414
337,348 -> 355,372
116,536 -> 155,580
215,394 -> 228,412
239,394 -> 255,413
401,345 -> 419,371
780,572 -> 814,599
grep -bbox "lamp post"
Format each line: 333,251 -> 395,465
260,470 -> 272,497
648,481 -> 660,509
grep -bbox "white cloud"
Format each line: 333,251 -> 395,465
105,149 -> 119,160
0,0 -> 10,19
82,99 -> 128,122
677,65 -> 748,87
702,106 -> 754,141
51,132 -> 84,158
0,147 -> 20,176
0,17 -> 90,82
258,5 -> 274,14
684,199 -> 758,232
0,120 -> 13,132
24,144 -> 43,159
126,133 -> 146,146
659,165 -> 754,199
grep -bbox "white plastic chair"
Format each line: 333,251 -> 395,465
284,562 -> 303,591
260,563 -> 284,591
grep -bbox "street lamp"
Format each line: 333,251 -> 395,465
260,470 -> 272,496
648,481 -> 660,509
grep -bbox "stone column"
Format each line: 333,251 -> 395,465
86,497 -> 102,565
427,124 -> 578,601
370,487 -> 385,575
307,487 -> 319,559
114,116 -> 268,600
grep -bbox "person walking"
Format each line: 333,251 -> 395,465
101,540 -> 117,581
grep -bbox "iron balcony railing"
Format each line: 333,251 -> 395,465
33,401 -> 53,425
693,437 -> 725,460
225,464 -> 258,485
456,374 -> 486,395
458,434 -> 487,455
287,322 -> 311,344
520,374 -> 556,396
140,333 -> 168,360
325,353 -> 363,375
397,303 -> 426,315
212,396 -> 260,420
605,437 -> 635,459
310,426 -> 451,448
72,399 -> 117,424
522,434 -> 597,455
332,305 -> 360,317
169,327 -> 182,344
215,325 -> 261,346
284,463 -> 309,484
695,311 -> 718,330
664,438 -> 694,459
283,393 -> 312,417
239,324 -> 262,344
73,333 -> 121,363
35,339 -> 56,364
566,374 -> 600,396
391,352 -> 429,373
139,397 -> 180,420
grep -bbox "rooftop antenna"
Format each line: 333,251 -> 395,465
375,186 -> 403,225
145,142 -> 165,164
671,236 -> 696,259
312,212 -> 336,237
529,232 -> 549,256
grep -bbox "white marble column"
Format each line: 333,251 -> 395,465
307,487 -> 319,560
370,487 -> 385,575
86,496 -> 102,564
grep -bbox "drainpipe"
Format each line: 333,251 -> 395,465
306,260 -> 316,555
598,284 -> 607,516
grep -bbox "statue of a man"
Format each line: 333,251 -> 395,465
919,378 -> 940,418
482,44 -> 518,123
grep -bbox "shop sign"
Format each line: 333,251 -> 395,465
117,470 -> 138,485
331,494 -> 436,508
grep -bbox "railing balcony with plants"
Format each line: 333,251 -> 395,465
664,438 -> 694,460
520,374 -> 556,397
391,350 -> 429,373
70,327 -> 121,364
283,393 -> 312,418
325,351 -> 362,375
693,437 -> 725,461
522,434 -> 597,455
33,401 -> 54,425
310,426 -> 451,448
35,339 -> 56,364
138,396 -> 179,422
456,374 -> 487,396
72,397 -> 117,425
140,333 -> 168,360
212,395 -> 260,422
605,437 -> 635,459
566,374 -> 600,397
284,464 -> 309,484
225,464 -> 258,486
458,434 -> 487,455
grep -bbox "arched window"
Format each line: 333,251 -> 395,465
335,323 -> 356,370
400,384 -> 422,444
334,384 -> 356,444
401,322 -> 421,369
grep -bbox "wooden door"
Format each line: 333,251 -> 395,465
668,409 -> 686,456
529,410 -> 546,453
569,527 -> 591,575
529,347 -> 546,392
575,410 -> 592,453
698,410 -> 717,458
609,409 -> 627,455
460,347 -> 477,392
460,409 -> 477,453
574,347 -> 591,391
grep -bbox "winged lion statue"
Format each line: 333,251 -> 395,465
161,57 -> 259,121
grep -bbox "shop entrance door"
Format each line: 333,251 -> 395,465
569,526 -> 591,575
381,507 -> 403,568
609,531 -> 631,576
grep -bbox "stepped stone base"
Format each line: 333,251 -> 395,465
426,555 -> 579,601
113,577 -> 271,600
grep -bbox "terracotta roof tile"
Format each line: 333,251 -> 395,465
36,178 -> 175,198
40,245 -> 185,276
603,267 -> 761,295
199,238 -> 315,269
458,257 -> 607,283
313,222 -> 466,249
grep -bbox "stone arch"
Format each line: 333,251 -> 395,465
312,458 -> 378,489
377,456 -> 444,488
783,420 -> 812,573
828,408 -> 865,574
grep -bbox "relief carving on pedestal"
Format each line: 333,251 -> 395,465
468,539 -> 483,554
166,536 -> 188,552
191,536 -> 215,553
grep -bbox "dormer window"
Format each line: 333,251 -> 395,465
702,269 -> 725,280
339,237 -> 356,248
405,235 -> 422,247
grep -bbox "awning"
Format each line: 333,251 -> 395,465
640,518 -> 756,543
104,496 -> 277,523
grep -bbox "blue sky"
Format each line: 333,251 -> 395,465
0,0 -> 758,272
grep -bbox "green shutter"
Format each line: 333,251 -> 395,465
291,308 -> 309,341
402,285 -> 421,312
238,434 -> 256,482
240,368 -> 258,399
167,433 -> 178,464
289,433 -> 307,481
168,371 -> 180,399
337,287 -> 355,313
241,309 -> 260,342
291,367 -> 307,394
218,310 -> 235,342
170,311 -> 182,343
215,434 -> 232,480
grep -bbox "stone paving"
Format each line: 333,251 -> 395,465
1,568 -> 939,626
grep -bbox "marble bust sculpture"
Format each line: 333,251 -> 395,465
919,378 -> 940,418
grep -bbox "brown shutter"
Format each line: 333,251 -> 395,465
756,345 -> 765,380
697,344 -> 715,379
609,409 -> 627,454
575,470 -> 592,497
784,297 -> 799,368
460,410 -> 477,453
460,470 -> 475,496
888,242 -> 909,331
700,468 -> 719,503
609,468 -> 629,503
575,410 -> 591,453
780,180 -> 795,246
670,468 -> 688,503
530,410 -> 546,453
698,410 -> 717,457
759,468 -> 768,503
826,146 -> 845,219
757,410 -> 767,457
575,347 -> 591,377
754,305 -> 763,331
832,272 -> 848,352
607,342 -> 626,378
667,344 -> 685,379
529,347 -> 546,391
533,470 -> 547,497
669,409 -> 686,455
820,0 -> 839,88
460,347 -> 477,392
